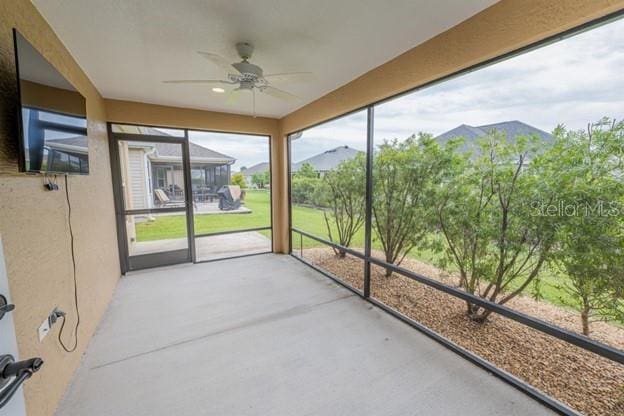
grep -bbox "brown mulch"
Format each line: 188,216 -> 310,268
303,247 -> 624,416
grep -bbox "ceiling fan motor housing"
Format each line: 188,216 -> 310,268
235,42 -> 255,60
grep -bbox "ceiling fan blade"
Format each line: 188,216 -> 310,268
162,79 -> 229,84
261,86 -> 300,102
226,88 -> 242,105
263,72 -> 315,84
197,51 -> 239,73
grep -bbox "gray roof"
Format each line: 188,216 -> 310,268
240,162 -> 270,177
153,141 -> 235,162
435,120 -> 554,153
47,136 -> 88,148
293,146 -> 362,172
48,135 -> 234,163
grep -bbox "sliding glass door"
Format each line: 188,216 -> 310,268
189,130 -> 272,262
109,124 -> 273,271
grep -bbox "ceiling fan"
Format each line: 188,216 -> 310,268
164,42 -> 313,116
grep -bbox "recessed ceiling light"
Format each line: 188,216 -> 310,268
212,87 -> 225,93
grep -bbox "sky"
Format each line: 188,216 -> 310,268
189,130 -> 269,171
291,16 -> 624,162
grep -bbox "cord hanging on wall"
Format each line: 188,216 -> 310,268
57,174 -> 80,353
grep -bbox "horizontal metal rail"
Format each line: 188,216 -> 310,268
34,120 -> 87,136
291,227 -> 624,365
124,207 -> 187,215
194,226 -> 271,239
194,250 -> 273,265
111,132 -> 187,143
365,296 -> 582,416
291,253 -> 364,298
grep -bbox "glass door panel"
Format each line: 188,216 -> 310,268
188,130 -> 272,261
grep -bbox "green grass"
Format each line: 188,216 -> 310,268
135,190 -> 272,241
137,193 -> 580,313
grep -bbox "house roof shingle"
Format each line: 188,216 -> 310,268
153,141 -> 235,162
240,162 -> 270,176
435,120 -> 554,153
292,145 -> 362,172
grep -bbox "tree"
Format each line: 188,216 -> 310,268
435,131 -> 560,322
549,118 -> 624,335
373,134 -> 458,277
291,163 -> 321,206
322,153 -> 366,257
291,176 -> 319,205
295,162 -> 318,179
231,172 -> 247,188
252,171 -> 270,189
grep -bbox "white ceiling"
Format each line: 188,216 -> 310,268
33,0 -> 497,118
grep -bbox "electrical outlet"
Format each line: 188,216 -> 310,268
38,317 -> 51,342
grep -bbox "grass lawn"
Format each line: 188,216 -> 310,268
137,191 -> 579,312
135,190 -> 272,241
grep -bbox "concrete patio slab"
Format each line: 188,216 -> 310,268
129,230 -> 271,258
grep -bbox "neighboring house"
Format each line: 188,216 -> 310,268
435,120 -> 554,156
240,162 -> 270,187
49,133 -> 235,210
126,142 -> 234,209
292,145 -> 363,177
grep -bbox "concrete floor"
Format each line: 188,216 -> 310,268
129,231 -> 271,258
195,231 -> 271,261
56,255 -> 554,416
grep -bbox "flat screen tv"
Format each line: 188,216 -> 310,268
13,29 -> 89,175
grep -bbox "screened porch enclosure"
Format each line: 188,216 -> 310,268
152,162 -> 231,205
111,124 -> 273,270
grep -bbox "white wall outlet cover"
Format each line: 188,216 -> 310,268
38,317 -> 51,342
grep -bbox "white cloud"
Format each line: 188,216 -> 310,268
292,16 -> 624,160
189,131 -> 270,170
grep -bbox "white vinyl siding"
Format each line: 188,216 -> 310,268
128,148 -> 148,210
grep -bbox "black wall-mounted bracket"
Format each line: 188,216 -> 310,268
0,295 -> 15,321
0,354 -> 43,409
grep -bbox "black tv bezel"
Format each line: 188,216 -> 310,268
12,28 -> 90,176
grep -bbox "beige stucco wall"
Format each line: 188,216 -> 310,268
0,1 -> 120,416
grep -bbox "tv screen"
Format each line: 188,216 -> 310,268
13,29 -> 89,175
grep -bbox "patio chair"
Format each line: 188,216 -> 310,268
154,188 -> 185,208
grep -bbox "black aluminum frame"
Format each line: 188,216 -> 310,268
108,123 -> 274,272
109,129 -> 193,272
286,11 -> 624,415
292,228 -> 624,364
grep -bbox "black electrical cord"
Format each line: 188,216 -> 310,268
58,174 -> 80,353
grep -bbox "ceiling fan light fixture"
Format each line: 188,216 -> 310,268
167,42 -> 309,109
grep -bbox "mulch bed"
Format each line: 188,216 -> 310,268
303,247 -> 624,416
